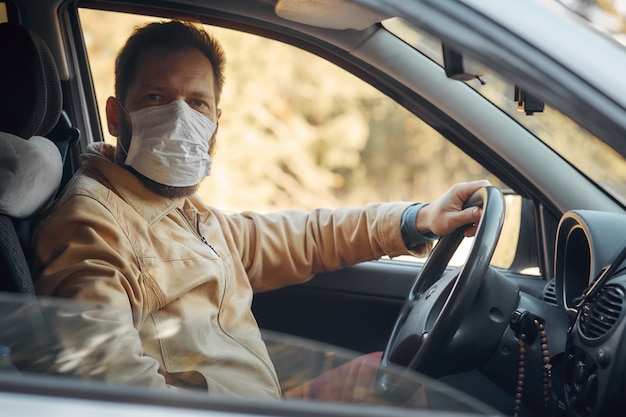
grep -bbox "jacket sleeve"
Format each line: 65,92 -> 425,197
31,192 -> 175,390
224,202 -> 433,292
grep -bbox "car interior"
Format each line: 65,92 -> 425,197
1,1 -> 626,417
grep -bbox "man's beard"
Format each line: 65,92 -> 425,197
115,113 -> 216,199
129,168 -> 200,199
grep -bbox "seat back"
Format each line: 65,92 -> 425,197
0,21 -> 64,295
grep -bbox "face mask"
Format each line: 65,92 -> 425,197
123,100 -> 217,187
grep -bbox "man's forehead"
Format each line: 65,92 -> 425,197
131,47 -> 215,89
136,46 -> 213,71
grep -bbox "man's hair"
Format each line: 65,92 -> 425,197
114,20 -> 226,104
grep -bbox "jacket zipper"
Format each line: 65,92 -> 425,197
178,208 -> 220,257
195,213 -> 220,258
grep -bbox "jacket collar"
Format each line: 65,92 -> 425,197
80,143 -> 185,225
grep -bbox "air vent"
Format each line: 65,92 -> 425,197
579,285 -> 624,339
543,279 -> 558,307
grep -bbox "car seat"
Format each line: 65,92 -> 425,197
0,21 -> 75,372
0,21 -> 77,294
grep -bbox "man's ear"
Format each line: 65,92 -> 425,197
106,96 -> 122,137
215,108 -> 222,133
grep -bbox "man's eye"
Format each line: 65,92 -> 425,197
189,100 -> 207,108
146,94 -> 161,101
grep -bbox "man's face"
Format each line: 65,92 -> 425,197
107,46 -> 221,198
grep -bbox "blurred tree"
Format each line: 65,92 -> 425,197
80,9 -> 495,214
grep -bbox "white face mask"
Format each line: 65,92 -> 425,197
123,100 -> 217,187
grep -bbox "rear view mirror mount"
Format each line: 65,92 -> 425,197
442,44 -> 486,85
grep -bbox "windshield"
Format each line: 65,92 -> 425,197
383,17 -> 626,205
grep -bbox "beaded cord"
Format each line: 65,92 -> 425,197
513,319 -> 551,417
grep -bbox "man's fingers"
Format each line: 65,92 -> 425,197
461,206 -> 482,237
456,206 -> 481,226
454,179 -> 490,200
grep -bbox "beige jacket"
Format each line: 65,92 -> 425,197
32,143 -> 429,399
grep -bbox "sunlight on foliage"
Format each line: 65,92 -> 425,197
79,9 -> 496,215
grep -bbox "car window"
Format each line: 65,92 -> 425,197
78,8 -> 538,274
0,2 -> 8,22
0,292 -> 497,415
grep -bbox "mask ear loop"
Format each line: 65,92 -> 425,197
113,97 -> 132,157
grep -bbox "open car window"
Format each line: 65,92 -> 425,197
81,9 -> 495,210
78,7 -> 539,274
0,2 -> 9,22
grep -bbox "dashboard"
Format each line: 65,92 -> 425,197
554,210 -> 626,416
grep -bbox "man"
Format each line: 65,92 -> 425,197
32,20 -> 488,401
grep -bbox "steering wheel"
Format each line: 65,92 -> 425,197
376,186 -> 505,400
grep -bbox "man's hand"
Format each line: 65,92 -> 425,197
417,180 -> 492,238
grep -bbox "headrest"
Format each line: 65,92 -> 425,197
0,22 -> 62,138
0,132 -> 63,218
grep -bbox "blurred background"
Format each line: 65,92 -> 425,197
78,1 -> 626,215
79,9 -> 497,214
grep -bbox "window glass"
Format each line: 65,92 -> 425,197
78,8 -> 534,273
0,3 -> 8,22
385,17 -> 626,207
